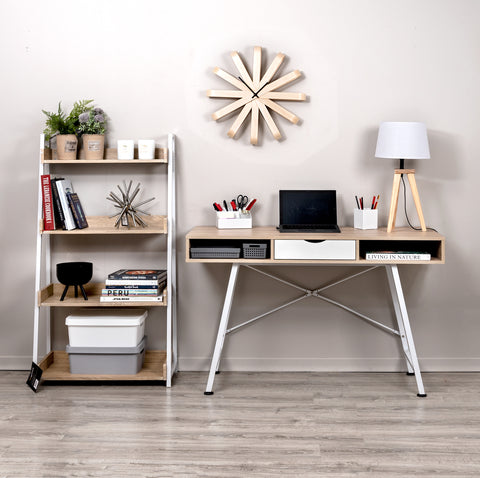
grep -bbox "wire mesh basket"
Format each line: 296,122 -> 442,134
190,247 -> 241,259
242,243 -> 267,259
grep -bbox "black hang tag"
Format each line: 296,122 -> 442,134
26,362 -> 43,393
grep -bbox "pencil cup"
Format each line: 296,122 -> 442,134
117,140 -> 134,160
216,211 -> 252,229
138,139 -> 156,159
354,208 -> 378,230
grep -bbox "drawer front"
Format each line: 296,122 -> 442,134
274,239 -> 356,260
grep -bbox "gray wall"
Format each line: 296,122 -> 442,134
1,0 -> 478,371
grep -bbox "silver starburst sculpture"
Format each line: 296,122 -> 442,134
107,180 -> 155,228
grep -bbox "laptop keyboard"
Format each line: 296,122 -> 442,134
282,224 -> 334,230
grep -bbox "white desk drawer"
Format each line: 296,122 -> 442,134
274,239 -> 356,260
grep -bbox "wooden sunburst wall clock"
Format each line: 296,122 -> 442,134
207,46 -> 306,145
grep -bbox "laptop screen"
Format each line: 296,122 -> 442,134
279,190 -> 337,226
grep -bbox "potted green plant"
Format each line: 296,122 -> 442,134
78,107 -> 107,160
42,100 -> 93,160
42,103 -> 77,160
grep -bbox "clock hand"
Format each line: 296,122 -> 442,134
238,76 -> 271,98
254,81 -> 270,97
237,76 -> 258,98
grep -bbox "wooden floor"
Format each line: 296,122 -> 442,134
1,371 -> 480,477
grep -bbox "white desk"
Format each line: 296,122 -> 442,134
186,226 -> 445,396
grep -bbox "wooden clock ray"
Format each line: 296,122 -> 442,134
207,46 -> 306,145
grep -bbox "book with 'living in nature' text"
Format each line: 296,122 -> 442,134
365,252 -> 431,261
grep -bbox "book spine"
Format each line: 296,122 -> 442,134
365,253 -> 431,261
101,289 -> 160,297
104,284 -> 160,290
67,192 -> 88,229
50,178 -> 65,229
55,179 -> 76,230
104,279 -> 163,286
107,275 -> 166,280
107,269 -> 166,280
103,279 -> 166,293
40,175 -> 55,230
99,295 -> 164,302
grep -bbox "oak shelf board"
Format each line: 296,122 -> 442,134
186,257 -> 361,265
39,350 -> 167,381
358,258 -> 444,265
186,257 -> 444,265
42,159 -> 167,164
186,225 -> 445,241
39,283 -> 167,308
41,147 -> 168,163
41,215 -> 167,235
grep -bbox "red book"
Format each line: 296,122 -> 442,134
40,174 -> 55,230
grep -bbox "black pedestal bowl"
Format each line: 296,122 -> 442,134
56,262 -> 93,301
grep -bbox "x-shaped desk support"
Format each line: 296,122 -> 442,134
204,264 -> 426,397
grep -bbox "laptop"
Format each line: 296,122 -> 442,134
278,190 -> 341,233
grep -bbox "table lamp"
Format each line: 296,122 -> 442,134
375,121 -> 430,232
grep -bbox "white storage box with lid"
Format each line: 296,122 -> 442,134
65,309 -> 147,348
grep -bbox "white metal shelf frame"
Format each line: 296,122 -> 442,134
32,133 -> 177,387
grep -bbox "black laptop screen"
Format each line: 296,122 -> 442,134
279,190 -> 337,226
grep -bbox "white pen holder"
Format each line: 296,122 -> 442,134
354,208 -> 378,230
216,211 -> 252,229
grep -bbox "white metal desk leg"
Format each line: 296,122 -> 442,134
385,265 -> 414,375
386,265 -> 426,397
205,264 -> 240,395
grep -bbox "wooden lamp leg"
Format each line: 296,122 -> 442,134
406,173 -> 427,232
387,169 -> 427,233
387,172 -> 402,232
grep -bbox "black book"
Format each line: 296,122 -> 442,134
67,192 -> 88,229
50,177 -> 65,229
26,362 -> 43,393
107,269 -> 167,280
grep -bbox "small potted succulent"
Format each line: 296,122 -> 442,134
78,107 -> 107,160
42,100 -> 93,160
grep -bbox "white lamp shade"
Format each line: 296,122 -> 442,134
375,122 -> 430,159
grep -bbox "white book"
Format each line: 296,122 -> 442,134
101,288 -> 160,296
55,178 -> 76,230
100,295 -> 164,302
366,252 -> 431,261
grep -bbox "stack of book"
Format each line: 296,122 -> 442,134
100,269 -> 167,302
41,174 -> 88,231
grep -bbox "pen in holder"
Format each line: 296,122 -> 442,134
216,211 -> 252,229
354,208 -> 378,230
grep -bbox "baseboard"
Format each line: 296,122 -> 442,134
178,357 -> 480,372
3,356 -> 480,372
0,356 -> 32,371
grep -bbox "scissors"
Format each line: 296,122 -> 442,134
236,194 -> 249,210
